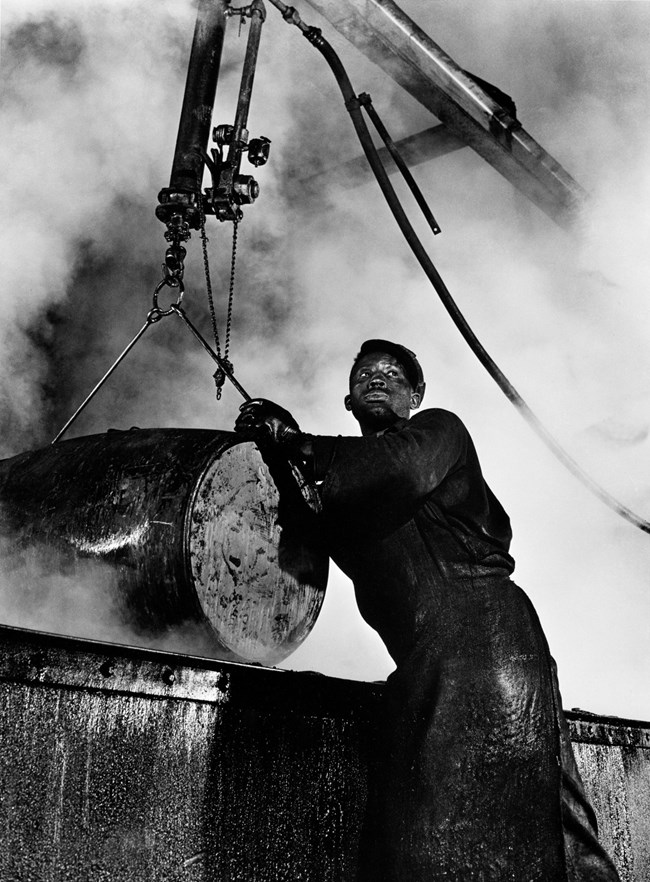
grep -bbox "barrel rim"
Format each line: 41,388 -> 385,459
183,437 -> 330,665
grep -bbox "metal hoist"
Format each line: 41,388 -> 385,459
53,0 -> 269,444
155,0 -> 271,401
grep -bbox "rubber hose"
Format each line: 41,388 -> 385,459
303,27 -> 650,534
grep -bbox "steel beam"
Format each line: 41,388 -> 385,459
302,123 -> 465,188
304,0 -> 587,227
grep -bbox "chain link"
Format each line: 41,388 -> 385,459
199,195 -> 222,360
225,218 -> 238,362
198,195 -> 237,401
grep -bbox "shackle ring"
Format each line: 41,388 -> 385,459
153,277 -> 185,316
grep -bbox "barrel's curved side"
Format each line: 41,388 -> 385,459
0,429 -> 235,640
0,430 -> 328,663
114,429 -> 238,633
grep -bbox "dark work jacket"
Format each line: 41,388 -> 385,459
310,408 -> 514,664
306,408 -> 620,882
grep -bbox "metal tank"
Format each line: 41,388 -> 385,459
0,428 -> 328,664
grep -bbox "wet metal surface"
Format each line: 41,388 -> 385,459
566,711 -> 650,882
0,626 -> 373,882
0,625 -> 648,881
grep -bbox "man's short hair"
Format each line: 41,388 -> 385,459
351,339 -> 426,400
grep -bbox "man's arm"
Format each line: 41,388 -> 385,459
235,401 -> 468,521
308,409 -> 468,511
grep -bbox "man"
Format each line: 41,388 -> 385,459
235,339 -> 620,881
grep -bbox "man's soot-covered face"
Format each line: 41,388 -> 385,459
345,351 -> 421,433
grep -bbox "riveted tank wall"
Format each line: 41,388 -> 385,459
0,625 -> 648,881
565,711 -> 650,882
0,625 -> 373,882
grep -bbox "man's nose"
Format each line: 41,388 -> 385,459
368,374 -> 387,388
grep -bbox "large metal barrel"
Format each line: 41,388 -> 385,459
0,428 -> 328,664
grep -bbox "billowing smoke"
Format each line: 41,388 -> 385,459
0,530 -> 223,658
1,0 -> 649,718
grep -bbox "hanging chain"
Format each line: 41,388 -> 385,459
198,194 -> 237,400
55,199 -> 241,439
199,195 -> 222,360
225,218 -> 238,361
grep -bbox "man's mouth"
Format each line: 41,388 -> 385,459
364,391 -> 389,402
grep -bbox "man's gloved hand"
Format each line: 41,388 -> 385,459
234,399 -> 301,446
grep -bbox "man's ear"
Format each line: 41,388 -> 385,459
410,392 -> 422,410
344,394 -> 352,411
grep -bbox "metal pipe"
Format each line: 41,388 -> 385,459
232,0 -> 266,148
157,0 -> 231,230
169,0 -> 230,194
205,0 -> 267,220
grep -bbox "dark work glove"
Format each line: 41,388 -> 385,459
234,399 -> 301,446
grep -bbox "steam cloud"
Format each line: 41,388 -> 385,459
1,0 -> 649,717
